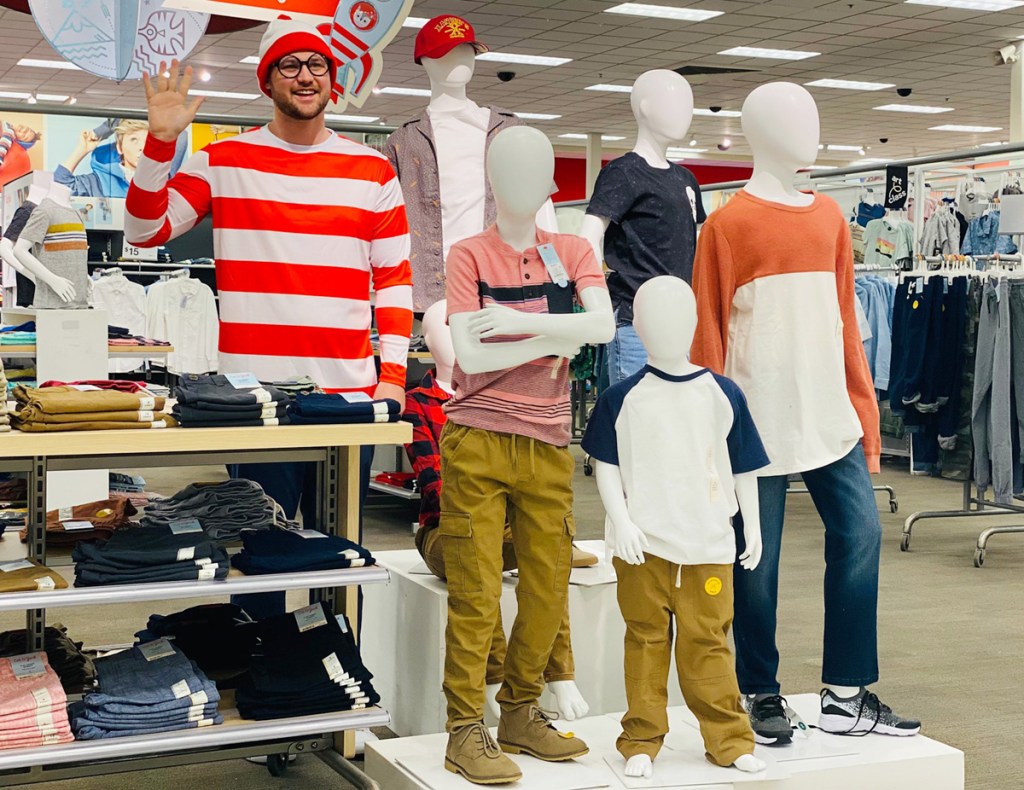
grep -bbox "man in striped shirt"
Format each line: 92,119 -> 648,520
125,20 -> 412,615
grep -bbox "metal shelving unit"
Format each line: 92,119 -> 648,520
0,421 -> 410,787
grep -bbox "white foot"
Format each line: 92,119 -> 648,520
733,753 -> 766,773
624,754 -> 653,778
485,683 -> 502,721
549,680 -> 589,721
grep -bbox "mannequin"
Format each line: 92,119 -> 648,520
11,179 -> 81,306
579,69 -> 704,383
690,83 -> 920,743
423,300 -> 455,394
384,14 -> 557,313
584,276 -> 766,778
0,176 -> 50,285
439,125 -> 612,785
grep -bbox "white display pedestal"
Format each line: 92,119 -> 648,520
361,540 -> 685,737
365,693 -> 964,790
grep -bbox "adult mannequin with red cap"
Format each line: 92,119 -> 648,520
124,19 -> 413,617
384,14 -> 557,313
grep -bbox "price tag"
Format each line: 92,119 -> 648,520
10,653 -> 46,679
0,559 -> 34,573
537,243 -> 569,288
138,638 -> 175,662
197,565 -> 217,581
123,243 -> 159,262
169,518 -> 203,535
322,652 -> 343,680
176,546 -> 196,562
335,614 -> 349,633
171,679 -> 191,699
61,520 -> 94,532
139,410 -> 155,422
340,392 -> 372,403
225,372 -> 261,389
34,576 -> 55,591
260,404 -> 278,419
294,603 -> 328,633
190,690 -> 209,706
294,529 -> 328,539
58,506 -> 73,521
139,396 -> 156,410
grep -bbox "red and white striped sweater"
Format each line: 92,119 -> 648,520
125,127 -> 412,392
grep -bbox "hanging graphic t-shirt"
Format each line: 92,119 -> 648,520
17,199 -> 90,309
2,200 -> 37,307
587,152 -> 705,322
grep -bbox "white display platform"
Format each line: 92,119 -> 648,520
365,694 -> 964,790
361,541 -> 686,737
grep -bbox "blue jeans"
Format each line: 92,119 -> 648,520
230,447 -> 374,619
607,321 -> 647,384
732,443 -> 881,694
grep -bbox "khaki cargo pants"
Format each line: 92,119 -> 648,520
439,422 -> 576,730
613,554 -> 754,767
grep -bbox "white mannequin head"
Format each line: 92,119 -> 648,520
488,126 -> 554,221
422,299 -> 455,391
632,276 -> 698,374
631,69 -> 694,146
742,82 -> 820,173
421,44 -> 476,102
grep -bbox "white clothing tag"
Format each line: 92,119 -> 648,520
138,638 -> 175,662
261,417 -> 280,427
295,529 -> 328,539
374,413 -> 389,423
334,614 -> 349,633
70,384 -> 102,391
195,557 -> 212,566
58,506 -> 73,521
339,549 -> 360,559
197,718 -> 214,727
171,679 -> 191,699
34,708 -> 56,732
31,688 -> 52,707
197,565 -> 217,581
190,690 -> 209,706
10,653 -> 46,679
139,410 -> 155,422
536,243 -> 569,287
139,396 -> 156,410
61,520 -> 94,532
341,392 -> 372,403
177,546 -> 196,562
322,652 -> 343,680
41,732 -> 62,745
372,401 -> 389,415
188,705 -> 206,722
260,404 -> 277,419
151,420 -> 166,429
34,576 -> 56,591
250,387 -> 272,404
169,518 -> 203,535
0,559 -> 34,572
225,372 -> 261,389
295,603 -> 328,633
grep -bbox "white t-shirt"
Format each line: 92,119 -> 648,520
582,366 -> 769,566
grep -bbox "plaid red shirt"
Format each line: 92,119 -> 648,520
404,370 -> 450,531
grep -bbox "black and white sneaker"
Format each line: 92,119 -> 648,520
743,694 -> 793,745
818,688 -> 921,737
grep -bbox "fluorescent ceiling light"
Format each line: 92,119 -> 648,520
17,58 -> 81,70
930,124 -> 1002,132
718,46 -> 819,60
874,103 -> 953,114
982,140 -> 1009,146
667,147 -> 708,156
379,86 -> 431,96
189,89 -> 260,100
585,83 -> 632,93
477,52 -> 571,66
805,78 -> 894,91
559,133 -> 626,141
514,112 -> 562,120
604,3 -> 724,21
905,0 -> 1024,10
827,144 -> 864,151
693,108 -> 741,117
402,16 -> 429,28
325,114 -> 379,123
0,91 -> 30,99
803,165 -> 837,170
239,55 -> 259,65
36,93 -> 69,102
861,157 -> 894,164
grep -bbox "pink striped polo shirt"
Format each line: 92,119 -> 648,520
445,225 -> 607,446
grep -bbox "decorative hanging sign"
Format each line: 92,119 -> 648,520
28,0 -> 209,82
162,0 -> 338,23
885,165 -> 909,211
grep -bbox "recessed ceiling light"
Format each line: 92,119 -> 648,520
827,144 -> 864,151
17,58 -> 81,70
905,0 -> 1024,10
189,89 -> 260,100
667,147 -> 708,156
477,52 -> 571,66
325,114 -> 380,123
379,86 -> 432,97
559,133 -> 626,141
689,138 -> 698,146
693,108 -> 741,117
604,3 -> 724,21
585,84 -> 633,93
199,70 -> 211,82
930,124 -> 1002,132
239,55 -> 259,65
718,46 -> 820,60
874,103 -> 954,114
515,112 -> 562,120
402,16 -> 429,28
805,78 -> 894,91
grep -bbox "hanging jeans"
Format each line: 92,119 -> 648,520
973,279 -> 1013,504
732,444 -> 881,694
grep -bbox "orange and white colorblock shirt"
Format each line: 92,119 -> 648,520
125,128 -> 412,393
690,190 -> 881,476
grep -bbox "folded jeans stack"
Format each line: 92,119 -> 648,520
12,386 -> 173,432
173,374 -> 291,428
140,479 -> 279,542
0,625 -> 96,694
72,640 -> 222,739
261,375 -> 319,396
236,603 -> 379,720
0,652 -> 74,749
0,558 -> 67,592
287,393 -> 401,425
19,498 -> 138,547
72,525 -> 229,587
231,528 -> 375,575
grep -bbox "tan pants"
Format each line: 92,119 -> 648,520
613,554 -> 754,767
419,524 -> 574,684
439,423 -> 576,729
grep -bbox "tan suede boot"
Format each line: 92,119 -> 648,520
497,705 -> 589,761
445,722 -> 522,785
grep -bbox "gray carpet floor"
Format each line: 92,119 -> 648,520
2,452 -> 1021,789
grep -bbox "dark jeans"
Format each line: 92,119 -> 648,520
229,447 -> 374,619
732,443 -> 881,694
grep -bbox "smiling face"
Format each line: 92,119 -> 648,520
266,49 -> 332,121
12,125 -> 39,144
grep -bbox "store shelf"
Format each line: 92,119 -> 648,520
0,706 -> 390,772
369,476 -> 420,501
0,345 -> 174,355
0,566 -> 390,613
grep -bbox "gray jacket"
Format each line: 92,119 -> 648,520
384,106 -> 523,311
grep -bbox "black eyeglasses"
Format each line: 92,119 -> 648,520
276,55 -> 331,79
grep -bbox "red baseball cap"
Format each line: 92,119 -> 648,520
414,15 -> 488,65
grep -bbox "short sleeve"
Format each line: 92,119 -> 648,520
445,241 -> 483,320
580,386 -> 623,465
586,161 -> 633,224
690,173 -> 707,223
712,373 -> 769,474
2,205 -> 32,241
566,237 -> 608,294
17,205 -> 49,247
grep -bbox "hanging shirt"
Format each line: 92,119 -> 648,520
863,217 -> 913,269
145,278 -> 219,375
2,199 -> 37,305
691,190 -> 880,476
16,199 -> 90,309
91,274 -> 148,374
961,211 -> 1018,257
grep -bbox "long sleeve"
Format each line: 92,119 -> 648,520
835,221 -> 881,472
403,393 -> 442,530
370,165 -> 413,387
690,222 -> 737,374
201,285 -> 219,373
125,136 -> 212,248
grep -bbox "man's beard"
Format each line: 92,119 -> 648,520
273,88 -> 330,120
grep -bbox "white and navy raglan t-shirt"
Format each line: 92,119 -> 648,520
582,366 -> 770,566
